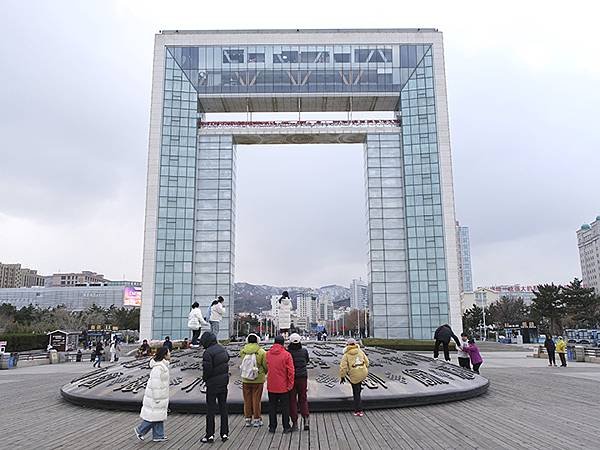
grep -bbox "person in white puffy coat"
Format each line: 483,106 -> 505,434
134,347 -> 171,442
188,301 -> 209,346
278,291 -> 292,337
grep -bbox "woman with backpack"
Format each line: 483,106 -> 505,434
339,338 -> 369,417
188,301 -> 209,347
287,333 -> 310,431
239,333 -> 268,427
134,347 -> 170,442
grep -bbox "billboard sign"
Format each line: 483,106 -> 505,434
123,286 -> 142,307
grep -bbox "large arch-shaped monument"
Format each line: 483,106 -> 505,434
141,29 -> 461,341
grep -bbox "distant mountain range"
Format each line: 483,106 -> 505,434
233,282 -> 351,314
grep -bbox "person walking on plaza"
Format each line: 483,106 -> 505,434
266,335 -> 295,433
456,333 -> 471,370
339,338 -> 369,417
287,333 -> 310,431
109,340 -> 119,363
134,347 -> 170,442
209,296 -> 226,336
462,339 -> 483,374
556,336 -> 568,367
93,341 -> 104,368
544,334 -> 557,367
162,336 -> 173,352
188,301 -> 209,347
138,339 -> 151,357
277,292 -> 292,337
239,333 -> 268,427
200,331 -> 230,443
433,324 -> 462,361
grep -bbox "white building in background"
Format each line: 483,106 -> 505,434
577,217 -> 600,294
456,222 -> 473,293
350,279 -> 368,309
297,293 -> 318,324
461,288 -> 499,313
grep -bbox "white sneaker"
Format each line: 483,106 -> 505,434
245,418 -> 252,427
134,427 -> 144,441
153,436 -> 168,442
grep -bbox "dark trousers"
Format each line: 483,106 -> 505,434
268,391 -> 290,431
289,377 -> 309,422
433,340 -> 450,361
191,329 -> 201,345
547,350 -> 556,365
351,382 -> 362,412
559,353 -> 567,367
458,357 -> 471,370
472,362 -> 482,374
206,389 -> 229,438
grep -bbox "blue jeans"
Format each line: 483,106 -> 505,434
136,420 -> 165,439
210,321 -> 220,335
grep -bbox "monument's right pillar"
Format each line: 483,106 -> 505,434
367,38 -> 461,340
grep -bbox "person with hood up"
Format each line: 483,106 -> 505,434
134,347 -> 170,442
433,324 -> 462,361
209,296 -> 226,336
266,335 -> 295,433
277,292 -> 292,337
188,301 -> 209,347
544,334 -> 557,367
239,333 -> 268,427
339,338 -> 369,417
287,333 -> 310,431
556,336 -> 568,367
200,331 -> 230,443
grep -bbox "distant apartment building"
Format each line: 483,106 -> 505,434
456,222 -> 473,293
297,293 -> 318,324
577,217 -> 600,294
47,271 -> 109,287
0,285 -> 132,311
0,263 -> 45,288
319,295 -> 335,322
350,279 -> 368,309
461,287 -> 499,313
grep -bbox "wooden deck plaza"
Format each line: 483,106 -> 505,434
2,351 -> 600,449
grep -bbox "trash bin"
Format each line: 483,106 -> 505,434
49,350 -> 59,364
0,354 -> 10,369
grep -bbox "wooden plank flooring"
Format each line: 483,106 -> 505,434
1,358 -> 600,449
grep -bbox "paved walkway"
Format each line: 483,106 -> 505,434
1,352 -> 599,449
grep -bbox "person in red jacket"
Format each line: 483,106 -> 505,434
266,335 -> 295,433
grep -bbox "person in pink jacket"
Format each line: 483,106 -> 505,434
462,339 -> 483,374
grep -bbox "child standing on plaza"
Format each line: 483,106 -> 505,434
457,333 -> 471,370
463,339 -> 483,374
134,347 -> 170,442
339,338 -> 369,417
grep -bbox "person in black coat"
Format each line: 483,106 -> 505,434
162,336 -> 173,352
544,334 -> 557,367
200,332 -> 230,443
433,324 -> 461,361
287,333 -> 310,431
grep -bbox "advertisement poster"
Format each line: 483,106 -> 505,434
123,286 -> 142,307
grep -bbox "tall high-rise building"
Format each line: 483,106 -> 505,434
0,263 -> 45,288
141,29 -> 461,340
297,293 -> 318,324
350,279 -> 368,309
456,222 -> 473,293
577,217 -> 600,293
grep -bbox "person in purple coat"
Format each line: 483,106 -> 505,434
462,339 -> 483,374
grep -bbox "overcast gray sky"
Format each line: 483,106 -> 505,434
1,0 -> 598,288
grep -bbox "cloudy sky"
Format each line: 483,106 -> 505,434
1,1 -> 598,288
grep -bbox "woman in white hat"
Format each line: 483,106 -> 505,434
287,333 -> 310,430
339,338 -> 369,417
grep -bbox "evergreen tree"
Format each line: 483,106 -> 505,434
462,305 -> 484,335
562,278 -> 599,329
488,297 -> 530,327
530,283 -> 564,334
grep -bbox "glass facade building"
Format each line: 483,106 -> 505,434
142,29 -> 461,341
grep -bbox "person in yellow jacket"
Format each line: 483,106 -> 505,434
556,336 -> 568,367
339,338 -> 369,416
